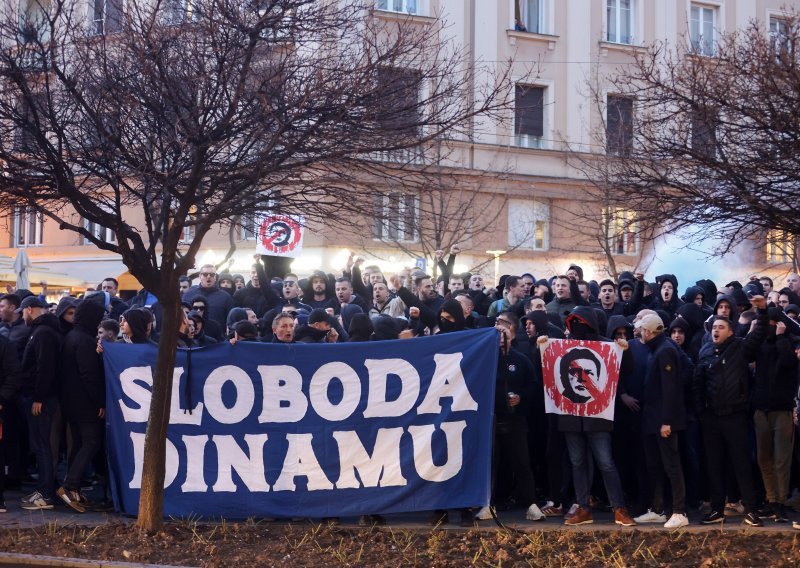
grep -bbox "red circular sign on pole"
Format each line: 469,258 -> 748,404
541,339 -> 620,418
258,215 -> 303,255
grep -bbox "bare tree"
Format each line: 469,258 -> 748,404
0,0 -> 513,529
574,12 -> 800,257
357,140 -> 509,276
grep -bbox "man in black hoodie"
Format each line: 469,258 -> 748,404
751,307 -> 797,522
0,334 -> 21,511
18,296 -> 62,510
693,295 -> 769,526
540,306 -> 635,527
57,300 -> 106,512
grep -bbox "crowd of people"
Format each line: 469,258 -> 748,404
1,247 -> 800,530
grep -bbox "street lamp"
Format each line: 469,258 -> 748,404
485,250 -> 506,287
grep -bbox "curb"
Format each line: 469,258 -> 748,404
0,552 -> 194,568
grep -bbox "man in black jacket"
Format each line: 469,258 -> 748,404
635,314 -> 688,529
693,295 -> 768,526
752,307 -> 797,522
57,300 -> 106,513
18,296 -> 62,510
0,335 -> 21,511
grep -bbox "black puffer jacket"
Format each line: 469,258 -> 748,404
61,301 -> 106,422
20,312 -> 62,401
693,308 -> 768,416
752,310 -> 798,412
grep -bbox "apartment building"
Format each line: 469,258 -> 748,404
1,0 -> 797,295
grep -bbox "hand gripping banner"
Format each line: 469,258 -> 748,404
103,328 -> 498,519
538,339 -> 623,421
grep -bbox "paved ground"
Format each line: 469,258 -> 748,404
1,486 -> 798,533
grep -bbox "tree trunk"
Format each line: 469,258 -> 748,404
136,280 -> 181,531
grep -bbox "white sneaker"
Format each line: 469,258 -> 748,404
634,509 -> 667,523
792,520 -> 800,530
725,501 -> 745,515
664,513 -> 689,529
526,503 -> 545,521
474,505 -> 495,520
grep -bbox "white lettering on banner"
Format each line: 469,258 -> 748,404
213,434 -> 270,492
117,355 -> 478,424
408,421 -> 467,482
257,365 -> 308,423
273,434 -> 335,491
309,362 -> 360,421
128,432 -> 179,489
119,367 -> 152,422
362,359 -> 420,418
204,366 -> 255,424
181,435 -> 209,492
124,422 -> 470,492
171,368 -> 203,425
417,354 -> 478,414
333,428 -> 408,489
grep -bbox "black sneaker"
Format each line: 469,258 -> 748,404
757,503 -> 776,518
744,512 -> 763,527
428,510 -> 448,526
774,505 -> 789,523
701,510 -> 725,524
459,509 -> 474,527
0,501 -> 6,513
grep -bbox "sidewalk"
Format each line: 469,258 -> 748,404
0,486 -> 797,533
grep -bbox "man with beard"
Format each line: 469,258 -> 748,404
303,270 -> 335,310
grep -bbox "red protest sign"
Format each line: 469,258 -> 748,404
539,339 -> 622,420
256,215 -> 304,257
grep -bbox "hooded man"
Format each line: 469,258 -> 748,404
654,274 -> 684,320
437,299 -> 466,334
540,306 -> 635,527
57,300 -> 106,512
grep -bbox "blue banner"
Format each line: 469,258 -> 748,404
103,328 -> 499,519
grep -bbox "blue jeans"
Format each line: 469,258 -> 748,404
21,395 -> 56,498
565,431 -> 626,509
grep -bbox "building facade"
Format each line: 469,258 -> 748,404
1,0 -> 797,295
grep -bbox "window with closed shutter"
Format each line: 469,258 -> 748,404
515,85 -> 545,148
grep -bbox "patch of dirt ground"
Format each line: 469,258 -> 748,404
0,523 -> 799,567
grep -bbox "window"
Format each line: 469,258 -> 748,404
690,4 -> 716,56
19,0 -> 50,44
12,206 -> 43,247
508,198 -> 549,250
606,94 -> 633,155
372,194 -> 417,242
162,0 -> 201,25
83,218 -> 116,245
376,0 -> 417,15
767,229 -> 795,264
514,84 -> 545,148
92,0 -> 123,35
239,214 -> 259,240
606,0 -> 633,44
14,95 -> 45,153
603,207 -> 638,255
770,17 -> 792,60
376,67 -> 421,136
691,107 -> 716,159
514,0 -> 543,34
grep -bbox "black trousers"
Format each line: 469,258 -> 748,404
64,421 -> 104,491
494,423 -> 537,506
701,412 -> 756,513
644,432 -> 686,514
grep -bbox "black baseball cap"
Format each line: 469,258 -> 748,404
308,308 -> 333,326
15,296 -> 46,313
